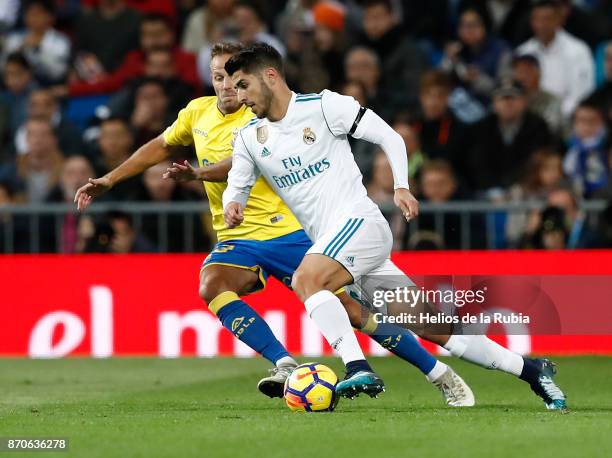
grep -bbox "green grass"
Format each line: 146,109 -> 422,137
1,357 -> 611,458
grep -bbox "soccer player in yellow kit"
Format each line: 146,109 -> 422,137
75,42 -> 474,405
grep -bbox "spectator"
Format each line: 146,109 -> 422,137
590,42 -> 612,128
197,1 -> 286,90
93,117 -> 144,200
233,1 -> 285,53
476,0 -> 532,47
135,161 -> 209,252
393,118 -> 425,185
64,13 -> 198,97
81,0 -> 176,20
440,5 -> 511,101
564,99 -> 609,198
511,53 -> 565,136
466,80 -> 553,193
344,46 -> 399,120
285,1 -> 346,93
406,159 -> 483,249
506,148 -> 568,245
0,0 -> 21,32
129,77 -> 170,147
0,180 -> 31,252
14,89 -> 83,156
412,70 -> 468,181
84,210 -> 156,253
517,0 -> 594,117
73,0 -> 141,79
0,53 -> 37,140
2,0 -> 71,85
1,118 -> 64,203
181,0 -> 235,54
358,0 -> 429,112
558,0 -> 610,50
106,48 -> 196,120
522,187 -> 598,248
366,148 -> 394,208
42,155 -> 95,252
521,205 -> 569,249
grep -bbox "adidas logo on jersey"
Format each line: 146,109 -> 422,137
345,256 -> 355,267
261,147 -> 271,157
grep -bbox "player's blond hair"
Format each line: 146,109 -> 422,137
211,42 -> 244,59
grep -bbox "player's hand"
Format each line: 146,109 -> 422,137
163,160 -> 199,182
74,176 -> 113,212
224,201 -> 244,228
394,188 -> 419,222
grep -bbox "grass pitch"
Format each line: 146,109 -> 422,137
1,356 -> 611,458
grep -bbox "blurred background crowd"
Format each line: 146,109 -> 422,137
1,0 -> 612,253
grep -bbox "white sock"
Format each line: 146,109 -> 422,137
425,360 -> 448,382
304,290 -> 366,365
444,335 -> 524,377
276,356 -> 297,367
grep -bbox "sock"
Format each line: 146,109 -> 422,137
276,355 -> 298,367
304,290 -> 367,366
444,334 -> 524,376
210,291 -> 290,365
425,360 -> 448,382
345,359 -> 372,376
362,316 -> 438,375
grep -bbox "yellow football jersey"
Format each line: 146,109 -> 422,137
163,96 -> 302,242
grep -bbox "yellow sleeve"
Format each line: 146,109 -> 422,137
163,107 -> 194,146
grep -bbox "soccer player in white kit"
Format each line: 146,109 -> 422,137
222,43 -> 567,408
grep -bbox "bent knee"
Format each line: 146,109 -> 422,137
199,271 -> 232,304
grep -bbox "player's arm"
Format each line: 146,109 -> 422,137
163,157 -> 232,183
75,135 -> 170,211
222,132 -> 260,228
321,90 -> 418,221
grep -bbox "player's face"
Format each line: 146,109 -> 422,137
232,70 -> 273,119
211,54 -> 241,113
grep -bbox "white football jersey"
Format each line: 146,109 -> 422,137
224,90 -> 384,241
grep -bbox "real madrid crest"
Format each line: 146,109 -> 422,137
303,128 -> 316,145
257,125 -> 268,144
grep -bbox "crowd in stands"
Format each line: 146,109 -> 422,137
0,0 -> 611,252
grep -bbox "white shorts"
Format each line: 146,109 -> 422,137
306,215 -> 393,281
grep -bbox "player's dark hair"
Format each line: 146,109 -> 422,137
211,42 -> 245,59
5,52 -> 31,71
225,42 -> 284,77
25,0 -> 55,15
142,12 -> 173,29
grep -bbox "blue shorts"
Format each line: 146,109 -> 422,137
202,230 -> 312,292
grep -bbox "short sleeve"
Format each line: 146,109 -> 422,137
320,89 -> 362,136
163,107 -> 194,146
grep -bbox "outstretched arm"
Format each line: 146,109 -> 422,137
163,157 -> 232,183
75,135 -> 170,211
222,133 -> 259,228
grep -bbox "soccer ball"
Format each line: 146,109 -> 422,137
284,362 -> 339,412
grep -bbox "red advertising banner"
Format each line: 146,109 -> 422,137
1,251 -> 612,357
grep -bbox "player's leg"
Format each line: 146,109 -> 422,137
352,260 -> 566,410
200,259 -> 297,397
292,253 -> 384,398
339,291 -> 474,407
